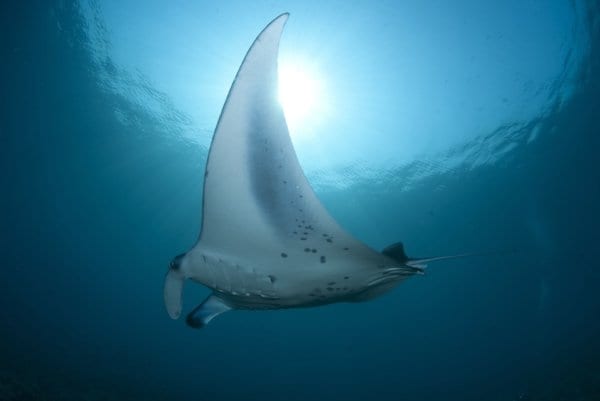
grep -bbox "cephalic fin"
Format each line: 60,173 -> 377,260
186,294 -> 232,329
164,268 -> 184,319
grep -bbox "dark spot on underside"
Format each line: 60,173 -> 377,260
281,253 -> 288,258
326,238 -> 333,243
320,256 -> 326,263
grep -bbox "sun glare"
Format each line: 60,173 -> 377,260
278,62 -> 324,134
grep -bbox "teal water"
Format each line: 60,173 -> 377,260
2,1 -> 599,400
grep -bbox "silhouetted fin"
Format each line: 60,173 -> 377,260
382,242 -> 409,263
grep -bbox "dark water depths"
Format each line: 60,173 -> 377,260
1,1 -> 599,400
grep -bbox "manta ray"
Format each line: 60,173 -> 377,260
164,13 -> 462,328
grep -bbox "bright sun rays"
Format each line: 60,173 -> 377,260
278,60 -> 326,136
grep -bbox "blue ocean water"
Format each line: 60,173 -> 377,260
1,1 -> 599,400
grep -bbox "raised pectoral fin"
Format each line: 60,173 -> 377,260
186,294 -> 232,329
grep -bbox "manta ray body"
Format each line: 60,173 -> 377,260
164,14 -> 452,328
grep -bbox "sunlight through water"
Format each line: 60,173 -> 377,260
278,61 -> 324,136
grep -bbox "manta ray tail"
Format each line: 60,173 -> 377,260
382,242 -> 478,270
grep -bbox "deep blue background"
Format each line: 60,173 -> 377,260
1,1 -> 599,400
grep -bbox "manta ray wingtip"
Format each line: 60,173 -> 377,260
264,12 -> 289,31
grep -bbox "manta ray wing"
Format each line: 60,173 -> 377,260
197,13 -> 354,258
